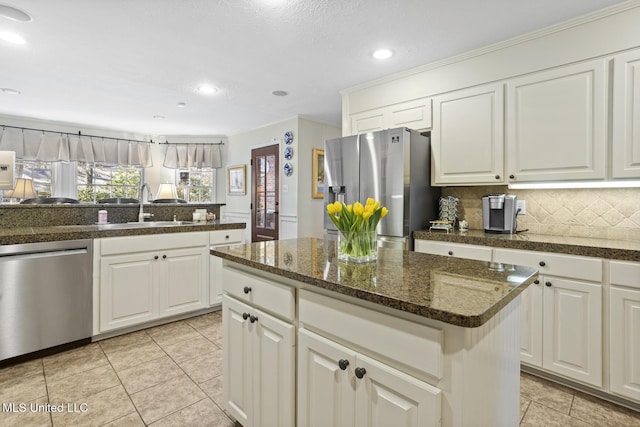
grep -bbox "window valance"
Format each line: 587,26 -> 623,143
162,143 -> 222,169
0,126 -> 153,167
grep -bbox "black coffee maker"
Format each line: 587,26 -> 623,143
482,194 -> 518,234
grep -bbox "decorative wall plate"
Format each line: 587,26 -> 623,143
284,146 -> 293,160
284,131 -> 293,145
284,162 -> 293,176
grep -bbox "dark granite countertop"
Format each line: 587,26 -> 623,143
413,229 -> 640,262
0,220 -> 245,245
211,237 -> 538,328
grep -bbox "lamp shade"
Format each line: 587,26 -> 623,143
156,183 -> 178,200
5,178 -> 37,199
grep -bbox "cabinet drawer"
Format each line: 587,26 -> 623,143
493,248 -> 601,282
210,229 -> 244,246
299,289 -> 443,380
414,240 -> 492,262
100,231 -> 209,255
222,265 -> 295,321
610,261 -> 640,289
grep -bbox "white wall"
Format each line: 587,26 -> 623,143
297,118 -> 341,238
224,117 -> 297,242
224,116 -> 340,241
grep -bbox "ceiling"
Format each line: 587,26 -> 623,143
0,0 -> 626,137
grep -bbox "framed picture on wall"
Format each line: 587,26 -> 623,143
227,164 -> 246,195
312,148 -> 325,199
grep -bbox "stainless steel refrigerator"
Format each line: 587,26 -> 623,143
323,127 -> 440,250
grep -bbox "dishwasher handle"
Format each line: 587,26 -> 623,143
0,248 -> 88,262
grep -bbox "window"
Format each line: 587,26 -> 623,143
77,164 -> 142,203
15,160 -> 53,197
176,168 -> 215,203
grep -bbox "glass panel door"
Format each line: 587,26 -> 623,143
251,145 -> 279,242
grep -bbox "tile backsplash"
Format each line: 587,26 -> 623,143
442,186 -> 640,242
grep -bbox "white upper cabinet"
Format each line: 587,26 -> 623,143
506,59 -> 607,182
612,48 -> 640,178
349,98 -> 432,135
431,82 -> 505,185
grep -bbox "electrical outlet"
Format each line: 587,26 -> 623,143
516,200 -> 526,215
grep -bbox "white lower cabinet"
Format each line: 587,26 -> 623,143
609,261 -> 640,402
493,248 -> 603,387
541,276 -> 602,387
100,252 -> 157,330
519,278 -> 543,367
298,328 -> 441,427
210,229 -> 245,305
222,294 -> 295,427
96,232 -> 209,333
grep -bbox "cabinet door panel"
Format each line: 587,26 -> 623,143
354,353 -> 441,427
612,49 -> 640,178
253,309 -> 295,427
100,254 -> 156,331
222,295 -> 252,426
610,287 -> 640,401
161,248 -> 207,316
520,282 -> 543,367
298,329 -> 355,427
543,277 -> 602,387
507,59 -> 606,182
432,83 -> 504,185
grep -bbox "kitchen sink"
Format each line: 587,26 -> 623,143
97,221 -> 198,229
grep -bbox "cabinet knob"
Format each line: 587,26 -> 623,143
509,174 -> 515,179
249,315 -> 258,323
533,279 -> 540,285
243,286 -> 252,294
545,281 -> 552,287
354,367 -> 367,379
242,312 -> 250,320
539,261 -> 546,267
338,359 -> 349,371
154,255 -> 159,260
225,235 -> 229,239
448,251 -> 453,256
162,254 -> 167,259
495,175 -> 500,180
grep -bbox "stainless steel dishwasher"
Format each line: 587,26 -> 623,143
0,239 -> 92,362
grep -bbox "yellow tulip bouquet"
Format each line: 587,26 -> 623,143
326,198 -> 388,262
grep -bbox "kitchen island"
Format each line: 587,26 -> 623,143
211,238 -> 538,427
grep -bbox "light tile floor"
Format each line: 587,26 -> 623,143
1,311 -> 639,426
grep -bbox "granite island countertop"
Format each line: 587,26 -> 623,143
211,237 -> 538,328
0,220 -> 246,245
414,229 -> 640,262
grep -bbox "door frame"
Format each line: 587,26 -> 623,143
250,143 -> 279,242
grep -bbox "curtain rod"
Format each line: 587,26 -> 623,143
1,124 -> 225,146
1,124 -> 155,145
161,140 -> 224,146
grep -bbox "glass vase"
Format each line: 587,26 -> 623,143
337,230 -> 377,263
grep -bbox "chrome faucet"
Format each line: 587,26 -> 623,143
138,183 -> 153,222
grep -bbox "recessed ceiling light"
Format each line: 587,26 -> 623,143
153,115 -> 165,120
1,87 -> 20,95
272,90 -> 288,96
0,4 -> 32,22
197,84 -> 218,94
373,49 -> 393,60
176,102 -> 186,108
0,32 -> 26,44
